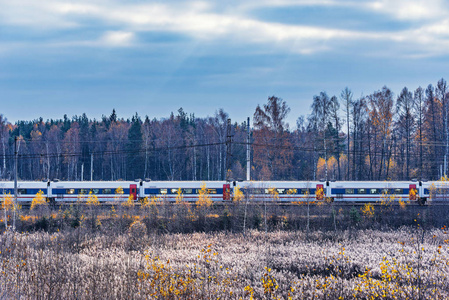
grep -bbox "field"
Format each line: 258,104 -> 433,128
1,199 -> 449,299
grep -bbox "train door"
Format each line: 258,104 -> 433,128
223,184 -> 230,200
409,184 -> 417,201
130,184 -> 137,200
316,184 -> 324,200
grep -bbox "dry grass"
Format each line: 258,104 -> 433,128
1,227 -> 448,299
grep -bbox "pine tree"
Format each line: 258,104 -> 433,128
126,113 -> 144,180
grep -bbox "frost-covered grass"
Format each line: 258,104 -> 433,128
1,227 -> 448,299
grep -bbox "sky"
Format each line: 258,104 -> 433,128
1,0 -> 449,128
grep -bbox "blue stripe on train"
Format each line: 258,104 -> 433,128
0,188 -> 47,195
331,188 -> 409,195
145,188 -> 224,195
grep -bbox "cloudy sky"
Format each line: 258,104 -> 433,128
1,0 -> 449,127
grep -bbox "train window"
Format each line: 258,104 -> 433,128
286,188 -> 297,194
277,189 -> 286,194
160,189 -> 167,194
394,188 -> 403,194
171,189 -> 178,194
102,189 -> 112,194
345,189 -> 354,194
67,189 -> 75,194
300,189 -> 310,195
358,189 -> 367,194
439,188 -> 449,194
252,189 -> 263,194
18,189 -> 27,195
369,189 -> 378,194
381,189 -> 389,194
208,189 -> 217,194
90,189 -> 99,194
183,189 -> 194,194
79,189 -> 88,194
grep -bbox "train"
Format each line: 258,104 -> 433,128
1,179 -> 449,205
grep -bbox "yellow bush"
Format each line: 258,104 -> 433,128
1,193 -> 14,211
233,186 -> 244,202
398,198 -> 408,209
175,188 -> 184,204
114,186 -> 124,201
315,186 -> 324,200
86,191 -> 99,206
361,203 -> 375,218
121,195 -> 135,208
196,183 -> 213,208
268,187 -> 279,201
30,190 -> 47,210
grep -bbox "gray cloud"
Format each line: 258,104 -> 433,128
1,0 -> 449,57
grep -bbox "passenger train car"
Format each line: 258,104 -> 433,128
51,181 -> 140,202
237,181 -> 324,202
0,181 -> 49,202
328,181 -> 419,202
0,180 -> 447,205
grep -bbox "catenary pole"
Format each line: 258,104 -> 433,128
13,136 -> 18,231
91,153 -> 93,181
246,117 -> 250,181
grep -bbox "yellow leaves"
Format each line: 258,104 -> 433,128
398,198 -> 408,209
261,266 -> 278,296
361,203 -> 375,218
175,188 -> 184,204
315,186 -> 324,201
138,245 -> 238,299
316,157 -> 326,179
196,182 -> 213,208
409,187 -> 417,201
86,191 -> 99,206
233,186 -> 244,202
380,190 -> 395,207
267,187 -> 279,201
121,195 -> 135,208
286,188 -> 297,195
30,190 -> 47,210
20,215 -> 34,222
1,193 -> 14,211
244,285 -> 255,299
114,186 -> 124,202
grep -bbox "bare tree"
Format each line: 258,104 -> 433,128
253,96 -> 292,179
437,79 -> 448,176
311,92 -> 332,180
396,87 -> 415,179
340,88 -> 353,180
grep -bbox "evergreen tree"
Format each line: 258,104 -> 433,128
126,113 -> 144,180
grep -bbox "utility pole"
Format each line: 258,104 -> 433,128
90,153 -> 93,181
225,118 -> 232,182
246,117 -> 250,181
444,82 -> 448,177
13,136 -> 18,231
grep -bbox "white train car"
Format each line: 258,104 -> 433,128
50,181 -> 140,202
422,180 -> 449,203
0,181 -> 50,202
141,181 -> 229,201
236,181 -> 326,202
329,181 -> 418,202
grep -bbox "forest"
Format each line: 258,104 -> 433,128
1,78 -> 448,182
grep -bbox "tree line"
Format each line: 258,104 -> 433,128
0,78 -> 448,182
